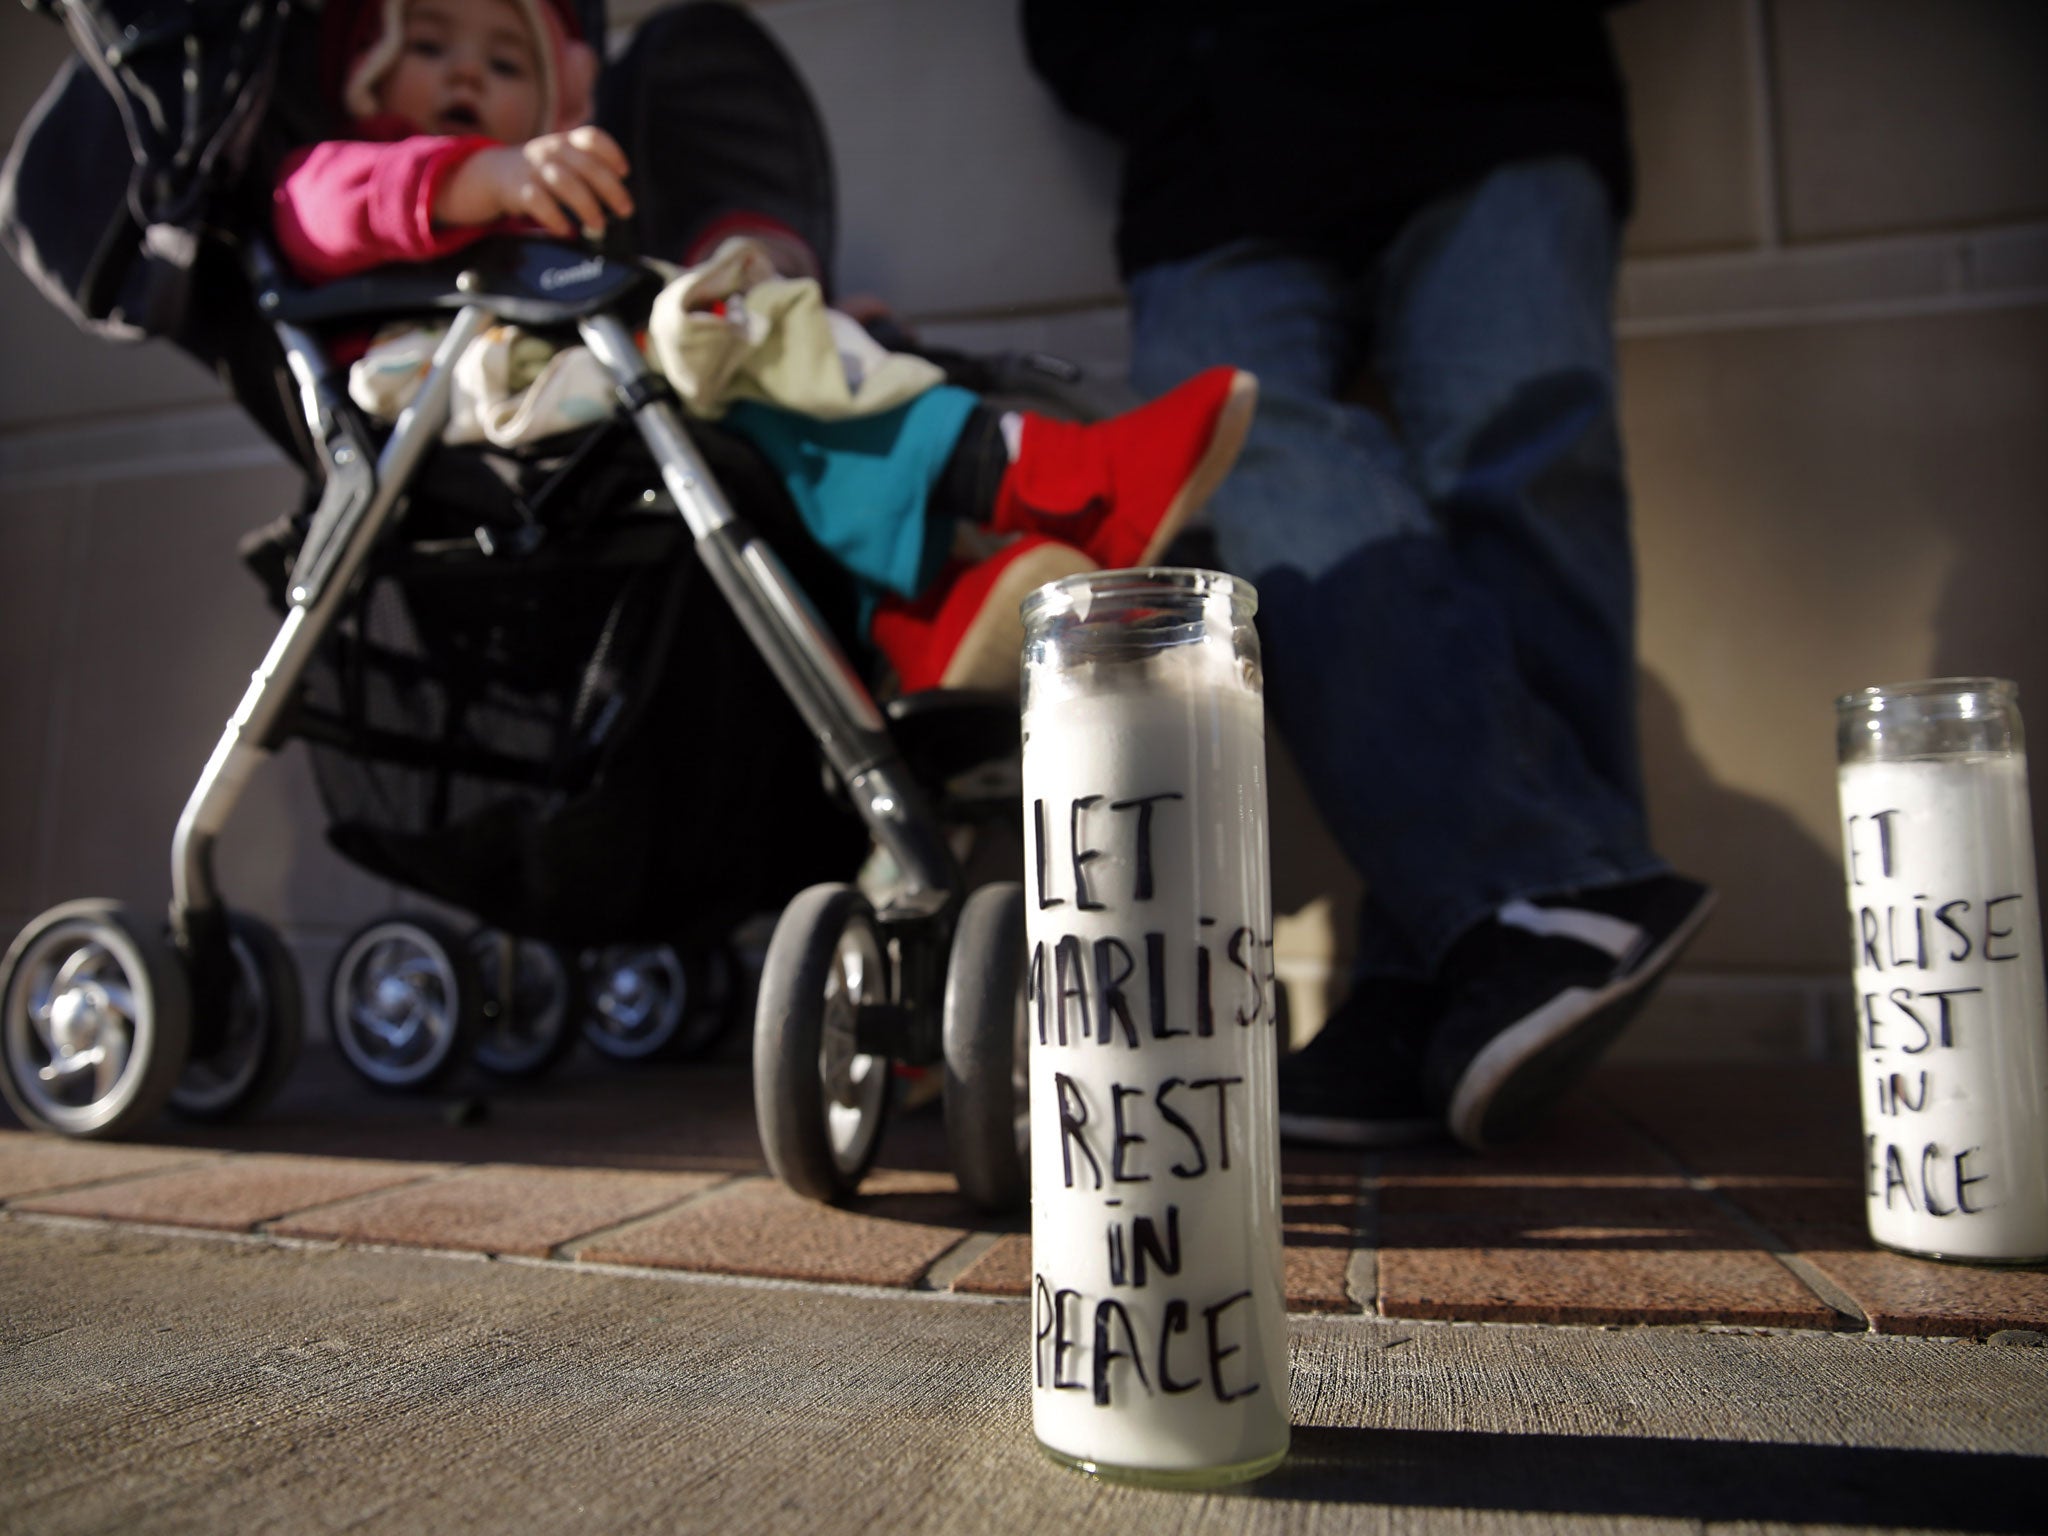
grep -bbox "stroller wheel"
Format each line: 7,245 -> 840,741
0,900 -> 192,1138
942,883 -> 1030,1213
578,943 -> 729,1062
469,930 -> 577,1079
170,913 -> 303,1122
754,884 -> 892,1204
328,915 -> 480,1093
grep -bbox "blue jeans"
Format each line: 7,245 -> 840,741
1128,159 -> 1666,976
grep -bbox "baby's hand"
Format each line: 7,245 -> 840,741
437,127 -> 635,239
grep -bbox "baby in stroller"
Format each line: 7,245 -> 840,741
0,0 -> 1256,1212
280,0 -> 1256,695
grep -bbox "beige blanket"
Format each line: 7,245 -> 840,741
348,237 -> 945,448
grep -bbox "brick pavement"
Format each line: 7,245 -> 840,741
4,1051 -> 2046,1338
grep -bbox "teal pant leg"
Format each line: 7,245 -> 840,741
724,386 -> 980,624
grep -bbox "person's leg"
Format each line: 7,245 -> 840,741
595,0 -> 837,282
724,385 -> 980,612
866,360 -> 1259,693
727,369 -> 1260,692
1375,156 -> 1646,827
1129,238 -> 1656,973
1130,234 -> 1710,1150
1364,160 -> 1714,1148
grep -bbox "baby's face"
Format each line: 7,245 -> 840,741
374,0 -> 543,142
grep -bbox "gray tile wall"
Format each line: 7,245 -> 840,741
1627,305 -> 2048,970
1772,0 -> 2048,241
1612,0 -> 1770,254
4,0 -> 2046,1060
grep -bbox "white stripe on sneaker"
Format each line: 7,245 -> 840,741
1496,899 -> 1644,964
1449,889 -> 1717,1150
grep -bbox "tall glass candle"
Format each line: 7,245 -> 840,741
1019,569 -> 1289,1487
1835,677 -> 2048,1262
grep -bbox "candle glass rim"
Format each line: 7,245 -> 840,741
1834,676 -> 2018,714
1020,566 -> 1257,628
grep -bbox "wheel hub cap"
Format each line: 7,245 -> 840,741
600,967 -> 649,1025
366,974 -> 423,1045
40,983 -> 114,1080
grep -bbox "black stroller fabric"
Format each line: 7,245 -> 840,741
596,0 -> 837,289
289,427 -> 869,951
0,0 -> 300,341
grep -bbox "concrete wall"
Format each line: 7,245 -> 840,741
2,0 -> 2044,1059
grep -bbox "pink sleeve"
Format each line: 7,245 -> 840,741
272,136 -> 514,283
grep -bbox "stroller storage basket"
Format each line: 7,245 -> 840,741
296,500 -> 862,950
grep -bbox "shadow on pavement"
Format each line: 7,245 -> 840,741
1255,1425 -> 2042,1530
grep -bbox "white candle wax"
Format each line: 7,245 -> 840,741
1023,669 -> 1289,1477
1838,753 -> 2048,1260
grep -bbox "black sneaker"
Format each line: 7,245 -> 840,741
1277,977 -> 1445,1148
1427,874 -> 1716,1151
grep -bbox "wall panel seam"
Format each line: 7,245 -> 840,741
1748,0 -> 1786,251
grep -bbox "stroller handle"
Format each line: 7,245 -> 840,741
252,236 -> 662,331
579,312 -> 963,912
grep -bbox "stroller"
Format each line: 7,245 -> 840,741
0,0 -> 1036,1211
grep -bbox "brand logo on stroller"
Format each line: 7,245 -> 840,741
540,257 -> 606,291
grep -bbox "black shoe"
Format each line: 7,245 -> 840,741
1277,977 -> 1445,1149
1428,874 -> 1716,1151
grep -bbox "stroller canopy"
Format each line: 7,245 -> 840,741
2,0 -> 840,340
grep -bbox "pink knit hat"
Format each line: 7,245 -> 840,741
338,0 -> 589,135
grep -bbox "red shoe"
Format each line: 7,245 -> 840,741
871,536 -> 1097,693
992,367 -> 1257,570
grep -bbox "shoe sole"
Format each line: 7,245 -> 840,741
1446,888 -> 1717,1152
937,542 -> 1097,691
1278,1108 -> 1443,1150
1133,370 -> 1259,567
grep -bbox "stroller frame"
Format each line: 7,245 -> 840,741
174,241 -> 959,949
3,232 -> 1032,1212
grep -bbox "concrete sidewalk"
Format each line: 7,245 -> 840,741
3,1050 -> 2047,1531
4,1220 -> 2044,1533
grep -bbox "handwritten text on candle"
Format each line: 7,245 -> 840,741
1845,808 -> 2023,1217
1030,791 -> 1277,1409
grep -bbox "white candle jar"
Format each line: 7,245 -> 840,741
1019,569 -> 1290,1486
1835,677 -> 2048,1262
